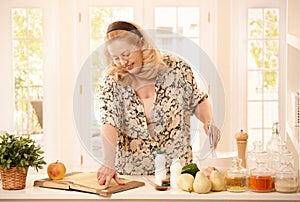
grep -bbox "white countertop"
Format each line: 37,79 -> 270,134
1,174 -> 300,202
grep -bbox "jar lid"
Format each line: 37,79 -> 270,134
156,150 -> 165,154
227,158 -> 248,177
251,161 -> 272,176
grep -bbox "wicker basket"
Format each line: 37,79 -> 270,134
0,167 -> 28,190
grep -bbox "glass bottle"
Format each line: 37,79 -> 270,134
249,159 -> 274,192
170,158 -> 182,189
266,122 -> 284,172
155,150 -> 166,185
225,158 -> 248,192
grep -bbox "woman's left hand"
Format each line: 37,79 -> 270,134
97,165 -> 124,188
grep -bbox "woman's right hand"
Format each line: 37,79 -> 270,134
97,165 -> 124,188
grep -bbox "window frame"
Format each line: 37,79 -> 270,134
231,0 -> 286,150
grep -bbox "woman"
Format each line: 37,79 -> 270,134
95,21 -> 219,188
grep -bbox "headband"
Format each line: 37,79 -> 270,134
106,21 -> 143,38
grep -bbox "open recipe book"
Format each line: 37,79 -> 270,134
34,172 -> 145,197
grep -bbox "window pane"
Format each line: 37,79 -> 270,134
263,71 -> 278,100
178,7 -> 199,37
13,40 -> 28,70
89,7 -> 133,51
248,71 -> 263,100
264,129 -> 273,148
191,38 -> 200,46
248,9 -> 263,38
264,101 -> 278,127
15,101 -> 28,133
248,40 -> 263,69
248,102 -> 263,128
247,129 -> 263,151
264,40 -> 279,69
264,9 -> 279,38
155,7 -> 176,32
12,9 -> 27,38
28,9 -> 43,38
28,40 -> 43,70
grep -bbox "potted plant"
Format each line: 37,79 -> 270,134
0,132 -> 46,190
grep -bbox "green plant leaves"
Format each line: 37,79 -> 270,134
0,133 -> 46,172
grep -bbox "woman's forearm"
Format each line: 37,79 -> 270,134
100,124 -> 118,146
195,99 -> 212,133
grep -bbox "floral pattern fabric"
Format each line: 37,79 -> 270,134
95,54 -> 208,175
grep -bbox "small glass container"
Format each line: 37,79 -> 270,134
225,158 -> 248,192
247,141 -> 267,171
249,159 -> 274,192
279,143 -> 294,167
275,150 -> 298,193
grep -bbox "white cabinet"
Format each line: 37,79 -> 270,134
286,0 -> 300,173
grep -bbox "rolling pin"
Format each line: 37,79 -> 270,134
235,130 -> 248,168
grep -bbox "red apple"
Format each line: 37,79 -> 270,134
203,166 -> 219,179
47,160 -> 66,180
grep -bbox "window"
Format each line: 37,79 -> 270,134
12,8 -> 44,136
1,1 -> 59,160
232,0 -> 286,151
247,8 -> 280,148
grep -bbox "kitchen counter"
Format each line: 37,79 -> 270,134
1,174 -> 300,202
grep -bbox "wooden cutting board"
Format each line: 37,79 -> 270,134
34,172 -> 145,197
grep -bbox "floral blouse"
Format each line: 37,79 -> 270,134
95,54 -> 208,175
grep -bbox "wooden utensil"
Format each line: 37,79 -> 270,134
235,130 -> 248,168
143,177 -> 168,191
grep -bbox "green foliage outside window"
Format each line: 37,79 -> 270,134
12,8 -> 43,135
248,9 -> 279,89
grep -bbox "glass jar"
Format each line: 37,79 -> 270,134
274,147 -> 298,193
249,159 -> 274,192
225,158 -> 248,192
247,141 -> 267,171
279,143 -> 294,167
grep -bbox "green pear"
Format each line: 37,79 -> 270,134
177,173 -> 194,192
193,171 -> 211,194
210,170 -> 225,191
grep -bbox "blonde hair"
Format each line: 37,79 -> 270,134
103,22 -> 166,85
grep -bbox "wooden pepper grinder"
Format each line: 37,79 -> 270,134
235,130 -> 248,168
